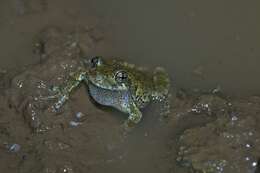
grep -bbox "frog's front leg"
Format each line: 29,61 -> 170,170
52,70 -> 87,111
123,102 -> 143,129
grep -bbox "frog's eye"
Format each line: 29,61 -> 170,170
90,56 -> 103,68
115,70 -> 128,83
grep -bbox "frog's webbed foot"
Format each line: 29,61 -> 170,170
49,70 -> 86,112
52,94 -> 69,111
37,85 -> 62,101
123,102 -> 143,131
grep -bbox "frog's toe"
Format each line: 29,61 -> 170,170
52,94 -> 69,112
48,85 -> 62,94
128,114 -> 142,124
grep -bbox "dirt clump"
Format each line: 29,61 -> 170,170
176,95 -> 260,173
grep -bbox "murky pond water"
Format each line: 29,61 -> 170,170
0,1 -> 260,173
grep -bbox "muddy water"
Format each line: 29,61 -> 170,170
1,0 -> 260,95
77,0 -> 260,95
0,0 -> 260,173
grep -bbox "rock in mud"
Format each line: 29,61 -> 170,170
177,97 -> 260,173
7,25 -> 92,132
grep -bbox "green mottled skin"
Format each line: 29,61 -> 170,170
53,57 -> 170,128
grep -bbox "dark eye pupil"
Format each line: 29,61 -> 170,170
115,71 -> 128,82
118,72 -> 127,79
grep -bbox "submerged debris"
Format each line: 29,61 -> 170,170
16,80 -> 24,88
69,121 -> 81,127
7,143 -> 21,153
212,85 -> 222,94
69,112 -> 87,127
75,112 -> 84,119
75,112 -> 87,122
59,164 -> 74,173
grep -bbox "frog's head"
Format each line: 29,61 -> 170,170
85,56 -> 130,91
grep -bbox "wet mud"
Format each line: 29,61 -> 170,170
175,94 -> 260,173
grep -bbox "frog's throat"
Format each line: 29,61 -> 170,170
87,82 -> 133,113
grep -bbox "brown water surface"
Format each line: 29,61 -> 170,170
1,0 -> 260,95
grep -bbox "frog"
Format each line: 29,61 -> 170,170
52,56 -> 171,128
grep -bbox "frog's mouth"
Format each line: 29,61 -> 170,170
87,76 -> 129,91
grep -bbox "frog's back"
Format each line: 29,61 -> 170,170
118,61 -> 170,107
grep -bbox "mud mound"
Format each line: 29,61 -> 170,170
176,95 -> 260,173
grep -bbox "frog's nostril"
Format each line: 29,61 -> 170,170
90,56 -> 103,68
